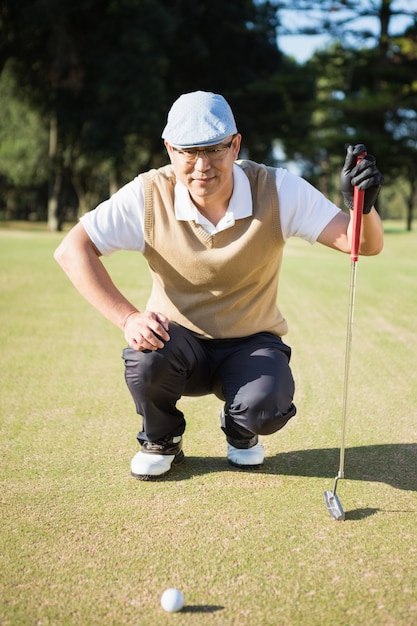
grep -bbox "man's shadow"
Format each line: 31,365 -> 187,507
168,443 -> 417,494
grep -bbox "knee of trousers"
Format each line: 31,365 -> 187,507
258,403 -> 297,435
122,346 -> 176,394
229,395 -> 297,436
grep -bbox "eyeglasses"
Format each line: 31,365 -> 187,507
172,138 -> 235,163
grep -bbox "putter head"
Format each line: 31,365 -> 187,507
324,490 -> 345,521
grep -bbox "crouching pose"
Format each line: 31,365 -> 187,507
54,91 -> 384,480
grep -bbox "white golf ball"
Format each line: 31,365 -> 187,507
160,588 -> 184,613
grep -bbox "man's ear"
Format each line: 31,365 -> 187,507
164,140 -> 174,162
232,133 -> 242,159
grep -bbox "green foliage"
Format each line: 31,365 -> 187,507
0,66 -> 48,187
1,0 -> 305,222
277,2 -> 417,228
276,0 -> 416,42
0,0 -> 416,226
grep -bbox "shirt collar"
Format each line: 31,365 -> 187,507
174,163 -> 253,229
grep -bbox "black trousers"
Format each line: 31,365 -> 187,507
122,322 -> 296,445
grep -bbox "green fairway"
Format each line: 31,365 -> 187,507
1,223 -> 416,626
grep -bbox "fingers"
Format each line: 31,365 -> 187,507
350,155 -> 384,190
342,148 -> 356,172
155,312 -> 170,332
130,328 -> 165,351
343,143 -> 367,171
341,143 -> 383,211
350,143 -> 367,157
124,311 -> 170,351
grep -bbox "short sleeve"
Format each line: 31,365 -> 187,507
276,169 -> 341,244
80,176 -> 145,255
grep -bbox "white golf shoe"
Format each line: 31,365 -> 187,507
227,440 -> 265,468
131,435 -> 184,480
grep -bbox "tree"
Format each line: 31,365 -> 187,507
0,66 -> 49,219
275,0 -> 417,228
275,0 -> 416,46
383,25 -> 417,230
158,0 -> 312,162
0,0 -> 175,229
0,0 -> 311,228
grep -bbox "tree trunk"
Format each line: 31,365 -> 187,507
109,167 -> 118,197
47,113 -> 63,231
406,179 -> 416,231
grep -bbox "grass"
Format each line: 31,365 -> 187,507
1,222 -> 416,626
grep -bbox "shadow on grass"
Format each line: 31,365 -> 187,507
166,443 -> 417,493
182,605 -> 225,614
344,508 -> 380,520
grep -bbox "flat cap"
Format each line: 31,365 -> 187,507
162,91 -> 237,148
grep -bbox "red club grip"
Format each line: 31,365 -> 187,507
351,153 -> 366,262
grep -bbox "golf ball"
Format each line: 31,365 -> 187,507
161,588 -> 184,613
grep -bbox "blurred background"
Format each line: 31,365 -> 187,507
0,0 -> 416,231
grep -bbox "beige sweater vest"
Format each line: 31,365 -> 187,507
140,159 -> 288,339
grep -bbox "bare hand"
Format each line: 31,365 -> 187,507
123,311 -> 170,351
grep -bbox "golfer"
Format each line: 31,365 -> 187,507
54,91 -> 384,480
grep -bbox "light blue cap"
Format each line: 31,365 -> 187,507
162,91 -> 238,148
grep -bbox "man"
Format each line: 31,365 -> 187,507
54,91 -> 384,480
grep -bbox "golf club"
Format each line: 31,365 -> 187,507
324,153 -> 366,521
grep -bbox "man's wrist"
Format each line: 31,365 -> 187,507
121,310 -> 140,330
349,206 -> 373,215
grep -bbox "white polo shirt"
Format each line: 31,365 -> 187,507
81,163 -> 341,256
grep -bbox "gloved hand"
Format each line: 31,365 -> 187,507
340,144 -> 384,213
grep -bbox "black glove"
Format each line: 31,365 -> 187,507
340,144 -> 384,213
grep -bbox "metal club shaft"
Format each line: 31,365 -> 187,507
324,153 -> 366,521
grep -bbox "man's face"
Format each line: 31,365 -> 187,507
165,134 -> 241,205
